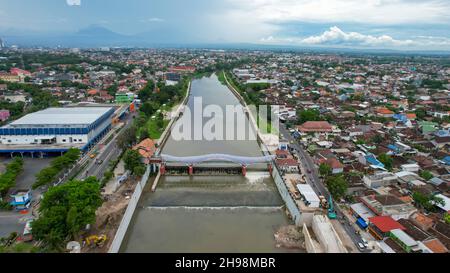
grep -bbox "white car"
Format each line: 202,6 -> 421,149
358,242 -> 366,250
362,238 -> 369,248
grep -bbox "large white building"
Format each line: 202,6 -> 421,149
0,107 -> 114,155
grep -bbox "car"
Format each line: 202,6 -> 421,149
307,169 -> 312,173
357,242 -> 366,250
362,238 -> 369,248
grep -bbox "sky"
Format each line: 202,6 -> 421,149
0,0 -> 450,50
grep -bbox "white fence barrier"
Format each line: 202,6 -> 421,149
108,165 -> 151,253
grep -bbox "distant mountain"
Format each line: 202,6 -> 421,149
3,25 -> 135,47
2,26 -> 450,55
76,25 -> 126,39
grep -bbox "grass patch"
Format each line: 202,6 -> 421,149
0,242 -> 41,253
146,117 -> 170,139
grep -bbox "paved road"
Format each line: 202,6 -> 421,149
78,112 -> 136,181
0,211 -> 34,238
278,124 -> 368,252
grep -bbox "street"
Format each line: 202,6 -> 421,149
278,124 -> 369,252
77,111 -> 136,181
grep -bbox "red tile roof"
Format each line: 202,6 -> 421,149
423,238 -> 448,253
298,121 -> 333,133
369,216 -> 406,233
133,138 -> 157,159
276,158 -> 298,166
326,157 -> 343,169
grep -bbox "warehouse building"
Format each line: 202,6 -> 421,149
0,107 -> 114,156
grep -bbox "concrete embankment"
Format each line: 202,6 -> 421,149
107,81 -> 191,253
223,72 -> 303,225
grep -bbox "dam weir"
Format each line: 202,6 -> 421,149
120,74 -> 299,253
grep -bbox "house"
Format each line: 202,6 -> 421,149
432,136 -> 450,149
10,68 -> 31,77
433,194 -> 450,213
368,215 -> 406,240
297,121 -> 333,134
324,157 -> 344,174
0,110 -> 10,122
389,228 -> 420,253
132,138 -> 157,164
360,194 -> 417,220
350,202 -> 376,229
375,107 -> 394,118
363,172 -> 397,188
422,238 -> 449,253
276,158 -> 299,173
0,72 -> 21,83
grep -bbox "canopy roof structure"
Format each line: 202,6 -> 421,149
160,153 -> 275,166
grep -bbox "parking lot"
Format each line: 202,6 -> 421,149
0,157 -> 52,238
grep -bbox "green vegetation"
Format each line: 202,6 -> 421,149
5,82 -> 59,115
319,163 -> 332,177
325,175 -> 348,200
117,125 -> 138,151
378,153 -> 393,171
297,109 -> 323,124
123,150 -> 146,176
421,79 -> 444,89
412,191 -> 444,212
445,213 -> 450,225
135,78 -> 189,142
0,242 -> 41,253
0,157 -> 24,196
33,148 -> 81,189
217,70 -> 227,85
419,170 -> 434,181
31,177 -> 102,250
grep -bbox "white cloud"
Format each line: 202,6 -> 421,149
140,17 -> 165,23
227,0 -> 450,25
301,26 -> 414,47
260,26 -> 450,49
66,0 -> 81,6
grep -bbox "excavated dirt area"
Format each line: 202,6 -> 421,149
81,178 -> 138,253
274,225 -> 306,250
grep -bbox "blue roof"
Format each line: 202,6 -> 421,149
356,217 -> 368,229
366,154 -> 385,168
393,114 -> 408,123
387,144 -> 399,151
443,156 -> 450,165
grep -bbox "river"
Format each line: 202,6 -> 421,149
120,74 -> 298,253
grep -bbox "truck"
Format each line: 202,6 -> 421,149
319,195 -> 328,209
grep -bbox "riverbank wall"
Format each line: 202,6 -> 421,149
223,72 -> 303,225
108,81 -> 192,253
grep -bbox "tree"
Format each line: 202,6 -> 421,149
32,149 -> 80,189
371,134 -> 384,145
412,191 -> 444,212
133,165 -> 146,177
123,150 -> 144,175
419,170 -> 433,181
325,175 -> 348,199
117,125 -> 137,151
32,177 -> 102,249
138,80 -> 155,102
0,157 -> 24,195
319,163 -> 332,177
445,213 -> 450,225
378,153 -> 393,171
297,109 -> 322,124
